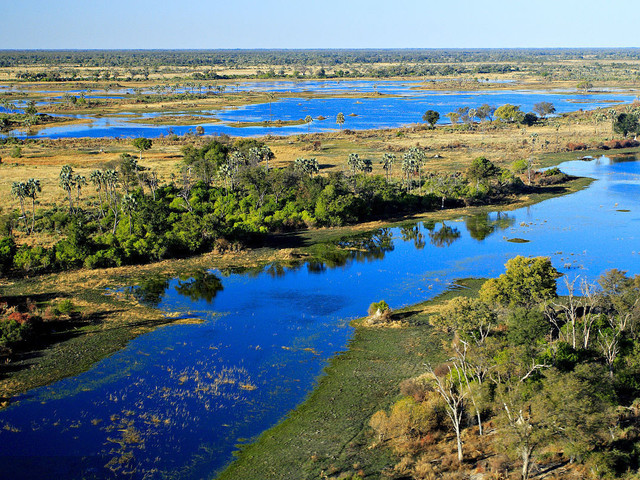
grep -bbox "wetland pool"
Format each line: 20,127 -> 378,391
3,79 -> 637,139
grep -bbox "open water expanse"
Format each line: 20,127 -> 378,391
2,79 -> 638,138
0,155 -> 639,479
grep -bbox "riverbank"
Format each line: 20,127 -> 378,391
217,278 -> 483,479
0,173 -> 591,404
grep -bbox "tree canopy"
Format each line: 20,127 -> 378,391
479,256 -> 561,307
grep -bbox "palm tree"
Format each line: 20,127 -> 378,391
305,115 -> 313,133
347,153 -> 361,176
103,169 -> 121,234
336,112 -> 345,130
260,145 -> 275,171
59,165 -> 76,211
11,181 -> 28,231
381,153 -> 395,182
121,194 -> 138,235
294,157 -> 318,177
90,169 -> 106,218
24,178 -> 41,234
74,174 -> 87,207
401,152 -> 418,192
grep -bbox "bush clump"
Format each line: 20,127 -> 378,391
368,300 -> 390,317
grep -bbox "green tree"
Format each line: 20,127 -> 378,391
336,112 -> 345,130
479,256 -> 561,308
476,104 -> 495,122
466,156 -> 501,189
430,296 -> 497,344
613,113 -> 639,138
182,140 -> 230,186
304,115 -> 313,133
521,113 -> 538,126
240,167 -> 271,208
132,137 -> 152,162
577,80 -> 593,93
446,111 -> 460,125
0,236 -> 16,277
422,109 -> 440,128
25,100 -> 37,116
533,101 -> 555,119
495,104 -> 525,124
119,153 -> 140,191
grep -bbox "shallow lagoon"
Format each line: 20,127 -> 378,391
3,79 -> 637,138
0,155 -> 639,479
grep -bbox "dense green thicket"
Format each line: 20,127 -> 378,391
1,135 -> 536,277
371,257 -> 640,480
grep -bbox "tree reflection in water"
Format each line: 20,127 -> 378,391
400,224 -> 426,249
429,223 -> 461,248
464,212 -> 515,241
130,274 -> 171,306
174,270 -> 224,303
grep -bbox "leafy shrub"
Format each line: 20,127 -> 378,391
544,167 -> 563,176
0,236 -> 16,276
0,315 -> 31,346
368,300 -> 390,316
13,245 -> 54,274
56,299 -> 75,315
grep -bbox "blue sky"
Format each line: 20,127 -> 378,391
2,0 -> 639,49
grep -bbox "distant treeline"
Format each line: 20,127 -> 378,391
2,48 -> 640,69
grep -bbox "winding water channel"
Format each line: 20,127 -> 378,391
0,155 -> 639,479
3,79 -> 638,138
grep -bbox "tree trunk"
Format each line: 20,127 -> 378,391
455,423 -> 464,463
522,446 -> 533,480
18,198 -> 28,232
112,208 -> 119,235
30,198 -> 36,235
67,189 -> 74,212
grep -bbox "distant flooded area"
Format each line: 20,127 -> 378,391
2,80 -> 637,138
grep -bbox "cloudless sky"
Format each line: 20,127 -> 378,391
1,0 -> 638,49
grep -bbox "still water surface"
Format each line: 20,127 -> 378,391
3,79 -> 637,138
0,155 -> 639,479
